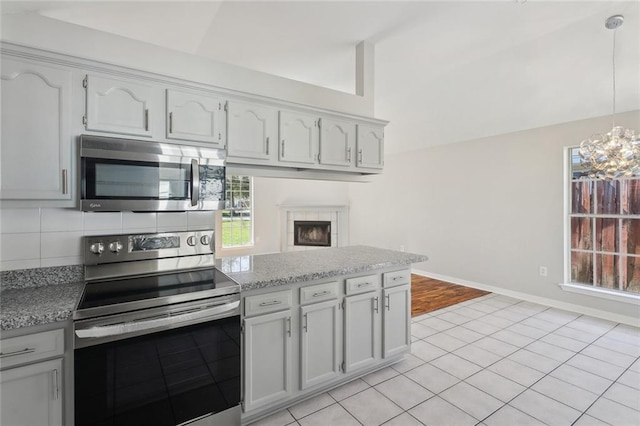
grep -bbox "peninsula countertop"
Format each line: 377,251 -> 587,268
217,245 -> 427,291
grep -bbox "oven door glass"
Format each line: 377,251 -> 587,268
83,158 -> 192,200
75,315 -> 240,426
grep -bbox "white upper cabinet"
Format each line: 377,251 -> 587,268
227,100 -> 278,162
356,124 -> 384,170
278,110 -> 318,165
318,117 -> 355,168
1,58 -> 72,201
85,74 -> 160,137
166,89 -> 225,146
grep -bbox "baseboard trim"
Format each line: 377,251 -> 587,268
411,269 -> 640,327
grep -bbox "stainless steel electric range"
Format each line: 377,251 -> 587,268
73,230 -> 240,426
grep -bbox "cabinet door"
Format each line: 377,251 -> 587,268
227,100 -> 277,162
300,300 -> 340,389
356,124 -> 384,170
243,310 -> 292,412
166,89 -> 225,145
85,74 -> 158,137
344,291 -> 380,372
383,285 -> 411,358
319,117 -> 355,168
278,111 -> 318,165
0,358 -> 63,426
1,58 -> 72,200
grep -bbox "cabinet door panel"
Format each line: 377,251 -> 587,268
227,101 -> 277,161
300,300 -> 340,389
86,75 -> 156,137
167,89 -> 224,145
344,291 -> 380,372
0,358 -> 63,426
356,124 -> 384,170
319,118 -> 355,168
243,310 -> 292,411
278,111 -> 317,165
1,59 -> 72,200
383,285 -> 411,358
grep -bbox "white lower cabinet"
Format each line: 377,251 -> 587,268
241,268 -> 411,422
300,299 -> 341,389
243,309 -> 293,412
344,291 -> 380,372
0,328 -> 66,426
0,358 -> 63,426
382,284 -> 411,358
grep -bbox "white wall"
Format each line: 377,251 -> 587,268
0,13 -> 373,117
349,110 -> 640,324
216,176 -> 350,257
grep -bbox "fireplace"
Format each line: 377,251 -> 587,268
294,221 -> 331,247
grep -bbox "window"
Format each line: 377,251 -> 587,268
567,148 -> 640,295
221,175 -> 253,248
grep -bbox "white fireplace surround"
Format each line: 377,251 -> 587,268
279,205 -> 349,252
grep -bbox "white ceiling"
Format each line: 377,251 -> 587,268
2,1 -> 639,154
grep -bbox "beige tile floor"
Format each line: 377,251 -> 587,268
248,293 -> 640,426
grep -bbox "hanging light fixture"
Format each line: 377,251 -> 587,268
578,15 -> 640,180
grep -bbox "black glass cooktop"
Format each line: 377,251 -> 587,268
77,268 -> 239,312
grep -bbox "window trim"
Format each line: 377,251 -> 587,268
561,147 -> 639,304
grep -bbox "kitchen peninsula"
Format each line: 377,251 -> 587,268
218,245 -> 427,423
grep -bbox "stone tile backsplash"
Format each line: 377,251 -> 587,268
0,208 -> 215,271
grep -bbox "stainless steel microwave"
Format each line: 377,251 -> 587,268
79,135 -> 225,212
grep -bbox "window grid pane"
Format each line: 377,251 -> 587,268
568,148 -> 640,294
222,175 -> 253,248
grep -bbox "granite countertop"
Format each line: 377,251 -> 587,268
0,265 -> 84,331
218,245 -> 427,291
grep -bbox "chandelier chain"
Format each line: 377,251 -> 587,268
612,27 -> 617,126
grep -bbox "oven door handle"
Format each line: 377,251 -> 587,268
191,158 -> 200,207
75,300 -> 239,339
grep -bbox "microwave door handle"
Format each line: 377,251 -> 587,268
191,159 -> 200,206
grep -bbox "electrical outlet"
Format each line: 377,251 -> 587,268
539,266 -> 548,277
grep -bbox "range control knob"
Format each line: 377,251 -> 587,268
186,236 -> 197,246
108,241 -> 123,253
89,242 -> 104,255
200,235 -> 211,246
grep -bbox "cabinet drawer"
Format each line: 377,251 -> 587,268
0,329 -> 64,370
300,281 -> 339,305
245,290 -> 292,317
345,274 -> 380,295
383,270 -> 411,288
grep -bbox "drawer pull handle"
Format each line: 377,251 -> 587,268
0,347 -> 36,358
392,276 -> 400,281
312,290 -> 330,297
259,300 -> 282,307
357,282 -> 371,288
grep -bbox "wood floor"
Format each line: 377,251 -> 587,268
411,274 -> 491,317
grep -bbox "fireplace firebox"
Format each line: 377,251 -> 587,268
294,221 -> 331,247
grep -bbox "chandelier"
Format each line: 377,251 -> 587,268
578,15 -> 640,180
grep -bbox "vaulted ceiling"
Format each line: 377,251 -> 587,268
2,1 -> 639,154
